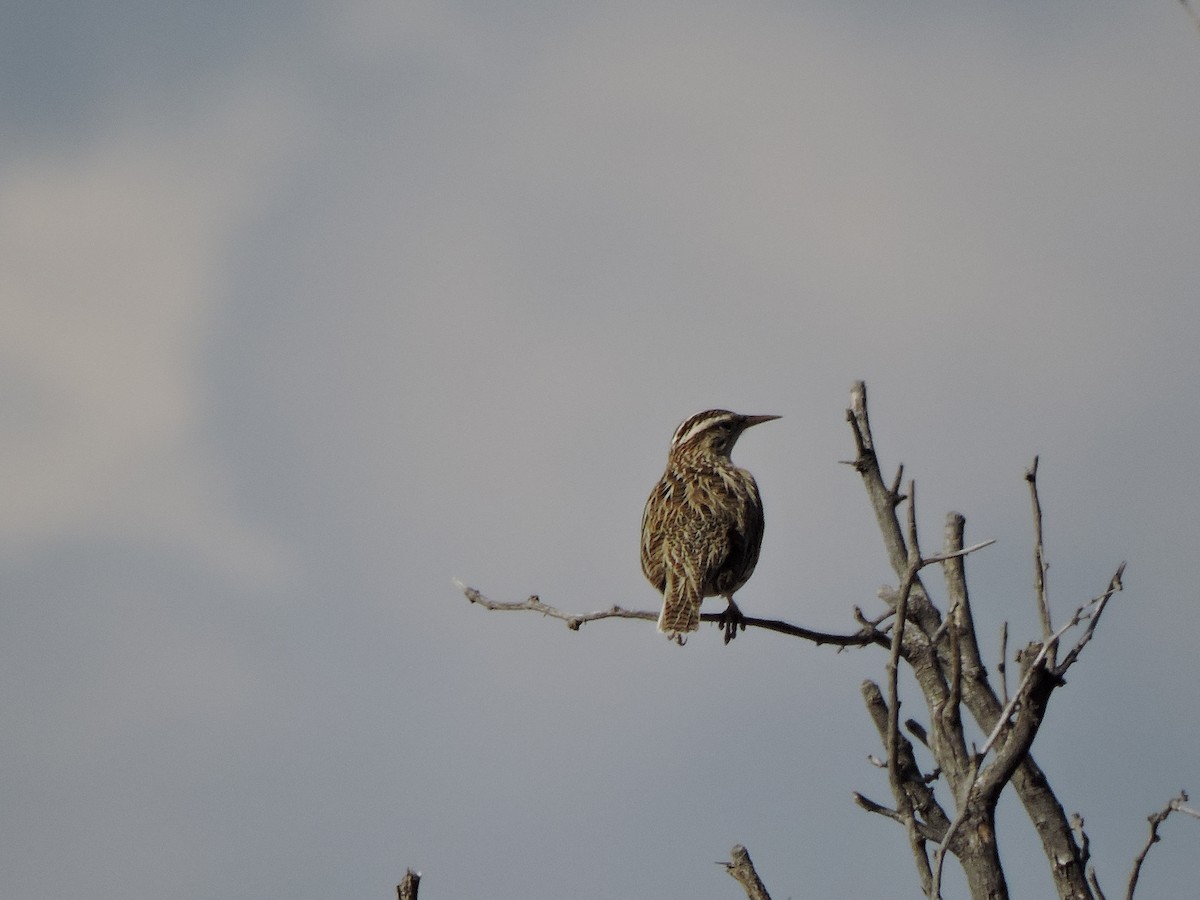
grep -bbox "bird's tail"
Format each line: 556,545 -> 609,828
658,578 -> 701,640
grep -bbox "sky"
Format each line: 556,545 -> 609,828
3,2 -> 1199,898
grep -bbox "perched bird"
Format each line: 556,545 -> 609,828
640,409 -> 779,644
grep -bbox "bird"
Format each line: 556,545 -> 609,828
640,409 -> 779,644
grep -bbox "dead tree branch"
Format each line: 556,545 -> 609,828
451,579 -> 890,648
862,681 -> 952,846
1026,456 -> 1054,650
397,868 -> 420,900
998,622 -> 1009,706
1125,791 -> 1200,900
722,845 -> 773,900
845,380 -> 1125,900
1070,814 -> 1107,900
883,480 -> 937,894
1053,565 -> 1125,675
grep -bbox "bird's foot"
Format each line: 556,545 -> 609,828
718,599 -> 744,645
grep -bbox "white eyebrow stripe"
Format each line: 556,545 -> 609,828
672,412 -> 735,448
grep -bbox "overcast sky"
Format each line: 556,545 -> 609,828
4,2 -> 1200,898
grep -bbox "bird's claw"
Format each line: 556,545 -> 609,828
718,599 -> 744,645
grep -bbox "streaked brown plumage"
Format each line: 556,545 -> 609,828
640,409 -> 778,644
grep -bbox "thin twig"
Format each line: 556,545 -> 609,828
930,753 -> 983,900
998,621 -> 1009,706
452,579 -> 889,647
925,538 -> 997,564
852,793 -> 944,842
454,581 -> 655,628
1126,791 -> 1199,900
890,465 -> 907,505
1026,457 -> 1054,648
978,566 -> 1125,760
1054,564 -> 1126,674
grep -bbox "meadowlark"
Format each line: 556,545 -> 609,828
640,409 -> 778,644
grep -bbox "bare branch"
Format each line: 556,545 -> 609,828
977,627 -> 1064,760
931,512 -> 1011,897
722,845 -> 773,900
1026,456 -> 1054,646
998,622 -> 1009,706
853,790 -> 900,818
890,464 -> 907,506
945,619 -> 963,750
452,579 -> 889,647
934,514 -> 978,782
881,482 -> 936,894
1072,813 -> 1107,900
847,384 -> 1096,899
853,793 -> 945,843
937,515 -> 990,673
866,674 -> 936,894
1126,791 -> 1198,900
846,381 -> 911,576
454,581 -> 656,629
1054,564 -> 1126,675
397,869 -> 420,900
714,613 -> 887,647
931,754 -> 984,900
862,681 -> 952,837
970,563 -> 1127,796
926,538 -> 998,564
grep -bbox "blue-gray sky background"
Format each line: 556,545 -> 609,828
4,2 -> 1199,898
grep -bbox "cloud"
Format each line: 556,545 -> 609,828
0,71 -> 308,584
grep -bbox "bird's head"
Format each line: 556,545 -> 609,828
668,409 -> 780,463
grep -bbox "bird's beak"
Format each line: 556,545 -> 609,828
741,414 -> 781,429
